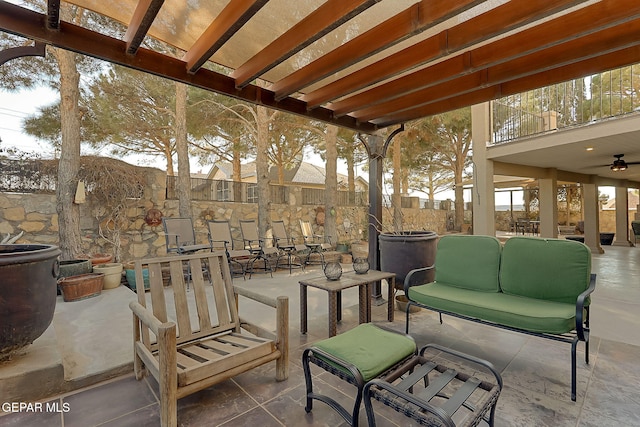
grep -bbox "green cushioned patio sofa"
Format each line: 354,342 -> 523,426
403,235 -> 596,402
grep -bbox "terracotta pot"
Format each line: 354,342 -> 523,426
58,273 -> 104,302
89,253 -> 113,265
395,294 -> 420,313
0,244 -> 60,361
93,262 -> 123,289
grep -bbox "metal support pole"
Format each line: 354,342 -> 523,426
363,127 -> 404,306
368,148 -> 384,305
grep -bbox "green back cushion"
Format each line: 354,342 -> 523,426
435,235 -> 502,292
312,323 -> 416,381
500,237 -> 591,303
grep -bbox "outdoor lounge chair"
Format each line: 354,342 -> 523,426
271,220 -> 303,274
207,220 -> 251,279
299,220 -> 332,267
162,217 -> 210,255
129,251 -> 288,427
239,219 -> 277,277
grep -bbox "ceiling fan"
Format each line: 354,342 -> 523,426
607,154 -> 640,171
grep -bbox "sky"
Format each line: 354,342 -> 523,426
0,86 -> 615,205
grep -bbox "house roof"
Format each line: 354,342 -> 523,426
3,1 -> 639,132
211,160 -> 363,188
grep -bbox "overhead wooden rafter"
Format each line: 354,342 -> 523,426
1,0 -> 640,132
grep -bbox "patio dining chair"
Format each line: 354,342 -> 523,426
162,217 -> 210,255
239,219 -> 276,277
207,220 -> 251,279
162,217 -> 211,289
271,220 -> 304,274
299,220 -> 332,267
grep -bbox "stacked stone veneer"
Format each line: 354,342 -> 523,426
0,167 -> 449,263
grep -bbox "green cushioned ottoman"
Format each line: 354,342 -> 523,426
302,323 -> 416,426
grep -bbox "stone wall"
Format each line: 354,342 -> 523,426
0,167 -> 448,263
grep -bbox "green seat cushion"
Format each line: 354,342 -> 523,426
312,323 -> 416,381
434,235 -> 502,292
408,283 -> 577,334
500,237 -> 591,304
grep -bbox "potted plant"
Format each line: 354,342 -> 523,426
93,262 -> 123,289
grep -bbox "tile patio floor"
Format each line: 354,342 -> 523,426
1,244 -> 640,426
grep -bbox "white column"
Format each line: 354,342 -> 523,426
613,185 -> 632,246
583,182 -> 604,253
539,173 -> 558,238
471,102 -> 495,236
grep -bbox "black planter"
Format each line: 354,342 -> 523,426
0,244 -> 60,360
600,232 -> 615,246
379,231 -> 438,290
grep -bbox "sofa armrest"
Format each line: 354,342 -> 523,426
404,265 -> 435,296
575,273 -> 596,341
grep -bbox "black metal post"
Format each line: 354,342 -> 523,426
368,139 -> 384,305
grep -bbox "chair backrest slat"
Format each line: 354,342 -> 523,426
169,259 -> 192,339
189,257 -> 212,332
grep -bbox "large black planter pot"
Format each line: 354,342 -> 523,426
379,231 -> 438,290
0,244 -> 60,361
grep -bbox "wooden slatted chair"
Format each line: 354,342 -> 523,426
129,251 -> 289,427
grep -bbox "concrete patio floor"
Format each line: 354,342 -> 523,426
1,243 -> 640,426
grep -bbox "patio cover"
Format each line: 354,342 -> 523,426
2,0 -> 640,132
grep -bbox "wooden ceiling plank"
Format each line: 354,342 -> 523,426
183,0 -> 269,74
230,0 -> 379,89
0,2 -> 376,133
271,0 -> 484,101
124,0 -> 164,54
332,0 -> 640,118
302,0 -> 590,109
355,20 -> 640,122
374,45 -> 640,128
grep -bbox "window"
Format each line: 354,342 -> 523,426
247,184 -> 258,203
216,180 -> 231,201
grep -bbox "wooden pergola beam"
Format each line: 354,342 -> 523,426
302,0 -> 590,109
230,0 -> 380,89
270,0 -> 484,101
352,18 -> 640,122
0,2 -> 377,133
124,0 -> 164,54
183,0 -> 269,74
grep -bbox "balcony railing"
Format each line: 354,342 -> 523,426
493,64 -> 640,144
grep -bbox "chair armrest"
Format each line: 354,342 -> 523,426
233,286 -> 289,346
575,273 -> 596,341
403,265 -> 435,295
209,238 -> 230,250
129,301 -> 174,336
